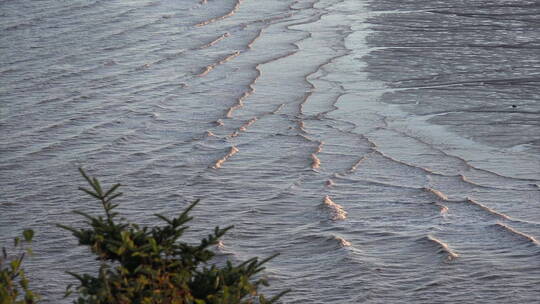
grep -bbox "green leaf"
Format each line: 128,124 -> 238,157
104,183 -> 121,198
10,259 -> 21,271
23,229 -> 34,242
154,214 -> 172,225
56,224 -> 79,234
78,167 -> 93,185
267,289 -> 291,303
72,210 -> 98,222
63,284 -> 74,298
66,271 -> 84,282
106,192 -> 123,202
258,253 -> 280,266
92,177 -> 103,196
78,186 -> 100,199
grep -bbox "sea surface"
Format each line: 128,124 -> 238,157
1,0 -> 540,303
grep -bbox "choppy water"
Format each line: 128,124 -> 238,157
1,0 -> 539,303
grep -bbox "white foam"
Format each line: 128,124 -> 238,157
322,195 -> 347,220
212,146 -> 239,169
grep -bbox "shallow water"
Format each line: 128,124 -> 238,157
1,0 -> 539,303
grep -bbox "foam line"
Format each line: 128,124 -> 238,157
495,222 -> 539,245
423,187 -> 449,201
229,117 -> 258,138
196,0 -> 242,27
198,51 -> 240,77
467,198 -> 512,220
198,32 -> 230,49
348,155 -> 369,173
212,146 -> 239,169
427,235 -> 459,261
271,104 -> 285,114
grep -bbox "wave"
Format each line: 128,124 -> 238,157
289,0 -> 317,11
423,187 -> 449,201
48,0 -> 106,18
239,117 -> 257,132
320,195 -> 347,221
425,235 -> 459,261
310,153 -> 321,170
374,124 -> 540,183
298,91 -> 314,118
225,62 -> 261,117
466,198 -> 512,220
335,235 -> 352,247
229,117 -> 258,138
296,233 -> 353,252
198,51 -> 240,77
226,91 -> 251,118
457,174 -> 495,189
271,103 -> 285,114
311,142 -> 323,169
212,146 -> 239,169
197,32 -> 231,50
372,150 -> 443,177
347,155 -> 369,173
247,29 -> 263,49
139,32 -> 232,69
494,222 -> 539,245
297,120 -> 307,133
195,0 -> 242,27
325,179 -> 335,187
431,202 -> 449,216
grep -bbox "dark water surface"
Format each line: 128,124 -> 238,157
1,0 -> 539,303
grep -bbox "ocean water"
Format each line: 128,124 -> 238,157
1,0 -> 539,303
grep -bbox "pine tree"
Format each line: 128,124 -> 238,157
57,168 -> 288,304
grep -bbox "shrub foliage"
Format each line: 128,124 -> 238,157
56,168 -> 287,303
0,229 -> 38,304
